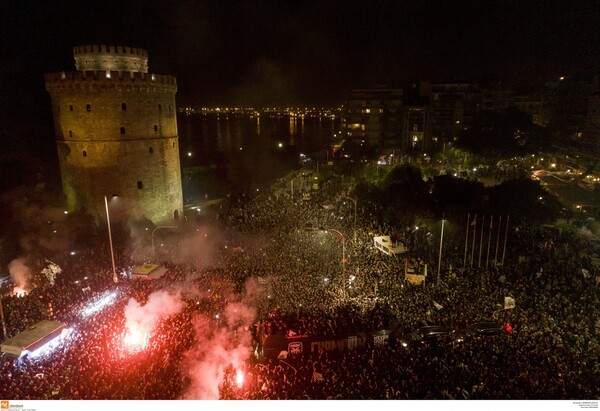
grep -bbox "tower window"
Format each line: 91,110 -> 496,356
69,105 -> 73,111
168,105 -> 172,114
149,147 -> 154,154
154,125 -> 158,132
68,130 -> 72,137
121,103 -> 127,111
137,181 -> 143,189
83,150 -> 87,157
158,104 -> 162,111
120,127 -> 125,134
86,104 -> 91,112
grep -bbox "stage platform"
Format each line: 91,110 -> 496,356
130,263 -> 168,280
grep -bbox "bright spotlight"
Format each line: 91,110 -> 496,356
236,369 -> 245,388
123,326 -> 148,352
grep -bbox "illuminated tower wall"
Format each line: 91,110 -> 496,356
45,45 -> 183,224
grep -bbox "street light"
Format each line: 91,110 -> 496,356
437,215 -> 445,286
104,195 -> 118,284
341,196 -> 357,242
152,225 -> 179,258
323,228 -> 346,297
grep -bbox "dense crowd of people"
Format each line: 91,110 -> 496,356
1,166 -> 599,400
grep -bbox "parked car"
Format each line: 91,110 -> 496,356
453,321 -> 506,342
398,325 -> 452,348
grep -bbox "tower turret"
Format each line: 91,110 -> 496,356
73,45 -> 148,73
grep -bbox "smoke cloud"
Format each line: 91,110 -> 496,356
125,221 -> 223,268
181,282 -> 259,399
8,258 -> 33,295
124,289 -> 185,334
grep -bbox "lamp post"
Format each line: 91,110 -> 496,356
437,215 -> 445,286
104,195 -> 118,284
324,228 -> 346,297
341,196 -> 357,243
151,225 -> 179,258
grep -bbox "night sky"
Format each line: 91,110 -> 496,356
1,0 -> 600,159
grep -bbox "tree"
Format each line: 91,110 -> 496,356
487,178 -> 562,224
429,174 -> 485,215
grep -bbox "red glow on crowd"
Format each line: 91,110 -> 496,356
123,326 -> 148,351
235,369 -> 244,389
12,286 -> 28,297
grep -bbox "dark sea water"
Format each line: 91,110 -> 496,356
177,111 -> 341,202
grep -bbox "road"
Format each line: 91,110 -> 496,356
532,169 -> 595,211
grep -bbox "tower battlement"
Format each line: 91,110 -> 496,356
74,45 -> 149,73
45,71 -> 177,93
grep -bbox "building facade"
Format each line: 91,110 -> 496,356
344,88 -> 404,148
427,82 -> 482,143
45,45 -> 183,224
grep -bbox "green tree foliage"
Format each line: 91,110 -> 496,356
381,165 -> 429,207
429,174 -> 486,215
355,165 -> 561,227
486,178 -> 562,224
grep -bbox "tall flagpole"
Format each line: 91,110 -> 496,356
470,214 -> 477,268
463,213 -> 470,271
478,215 -> 485,268
501,215 -> 510,266
437,214 -> 445,286
494,215 -> 502,267
0,294 -> 7,339
486,215 -> 493,268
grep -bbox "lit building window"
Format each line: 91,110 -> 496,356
106,70 -> 111,79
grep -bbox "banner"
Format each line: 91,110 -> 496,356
405,274 -> 425,285
504,296 -> 516,309
288,341 -> 303,355
263,331 -> 389,358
